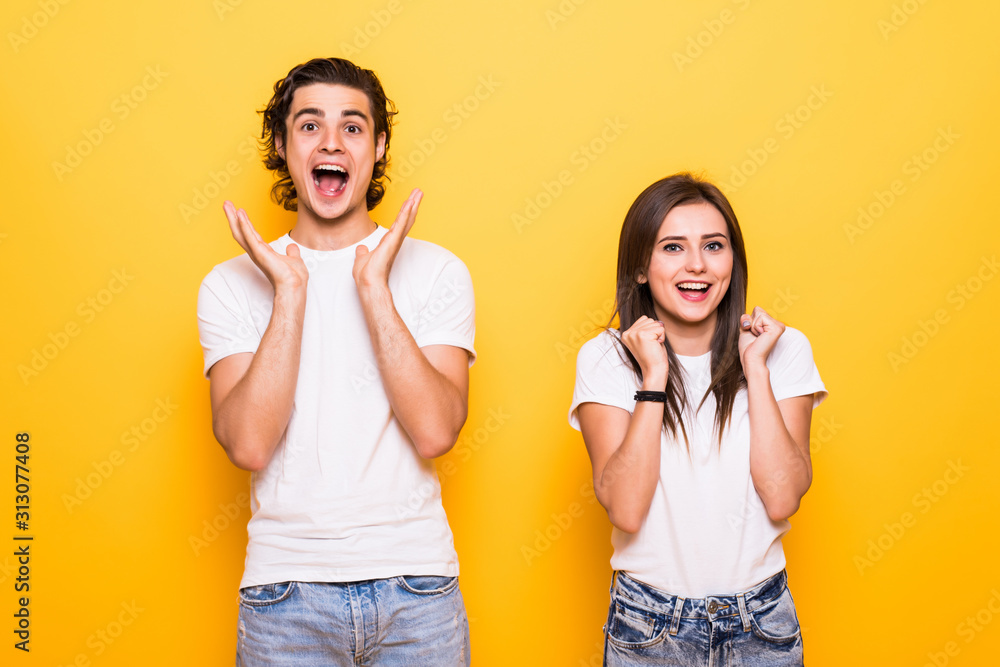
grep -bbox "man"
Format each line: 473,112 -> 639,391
197,57 -> 474,665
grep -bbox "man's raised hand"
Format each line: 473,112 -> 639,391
224,201 -> 308,293
353,189 -> 422,290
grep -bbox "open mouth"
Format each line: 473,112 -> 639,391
312,164 -> 348,197
676,282 -> 710,300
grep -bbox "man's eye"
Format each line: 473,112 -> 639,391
345,125 -> 360,133
303,122 -> 317,131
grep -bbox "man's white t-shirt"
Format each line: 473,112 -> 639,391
569,327 -> 826,598
198,226 -> 475,589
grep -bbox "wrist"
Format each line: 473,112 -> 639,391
274,284 -> 307,308
744,364 -> 770,385
641,369 -> 668,390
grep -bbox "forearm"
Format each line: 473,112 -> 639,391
746,367 -> 811,521
595,375 -> 666,533
214,289 -> 306,471
359,285 -> 467,458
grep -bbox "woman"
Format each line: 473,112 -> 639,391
570,173 -> 826,666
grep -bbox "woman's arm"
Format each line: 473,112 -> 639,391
740,307 -> 814,521
578,317 -> 668,533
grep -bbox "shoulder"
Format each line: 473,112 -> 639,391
199,239 -> 281,299
577,329 -> 627,369
768,326 -> 815,365
396,236 -> 472,286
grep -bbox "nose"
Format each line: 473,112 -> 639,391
319,128 -> 343,153
686,248 -> 706,273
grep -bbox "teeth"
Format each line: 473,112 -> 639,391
678,282 -> 709,290
314,164 -> 346,173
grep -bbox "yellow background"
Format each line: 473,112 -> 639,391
3,0 -> 999,664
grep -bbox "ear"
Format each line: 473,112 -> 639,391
375,132 -> 386,163
635,271 -> 648,285
276,133 -> 285,161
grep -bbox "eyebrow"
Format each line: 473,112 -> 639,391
657,232 -> 728,244
291,107 -> 372,125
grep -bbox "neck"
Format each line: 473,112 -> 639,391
658,311 -> 717,356
289,207 -> 377,251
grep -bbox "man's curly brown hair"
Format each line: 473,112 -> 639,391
260,58 -> 397,211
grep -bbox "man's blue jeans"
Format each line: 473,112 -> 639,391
603,569 -> 803,666
235,576 -> 470,666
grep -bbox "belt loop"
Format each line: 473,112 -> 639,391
736,592 -> 750,632
669,597 -> 685,636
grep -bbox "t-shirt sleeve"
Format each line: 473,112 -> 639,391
569,333 -> 635,431
197,268 -> 262,378
413,256 -> 476,366
767,327 -> 828,408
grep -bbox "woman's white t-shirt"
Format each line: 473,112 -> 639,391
569,327 -> 826,598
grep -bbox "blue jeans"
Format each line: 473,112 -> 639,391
235,576 -> 470,666
603,570 -> 803,666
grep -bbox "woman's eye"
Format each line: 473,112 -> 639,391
664,243 -> 681,252
706,241 -> 724,251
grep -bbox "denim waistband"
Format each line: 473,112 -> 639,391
612,569 -> 788,630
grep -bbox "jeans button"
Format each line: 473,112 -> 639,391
707,600 -> 718,613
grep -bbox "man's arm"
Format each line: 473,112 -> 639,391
209,202 -> 309,472
353,189 -> 470,459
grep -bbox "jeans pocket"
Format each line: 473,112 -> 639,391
606,599 -> 667,649
238,581 -> 297,608
397,575 -> 459,596
749,587 -> 801,644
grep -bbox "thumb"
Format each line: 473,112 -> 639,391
286,243 -> 302,259
355,244 -> 370,259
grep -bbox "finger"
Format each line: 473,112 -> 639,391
388,189 -> 422,241
224,201 -> 250,252
355,245 -> 370,259
740,314 -> 753,332
238,209 -> 265,246
286,243 -> 302,259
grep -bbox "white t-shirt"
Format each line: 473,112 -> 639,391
197,227 -> 475,588
569,327 -> 826,598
